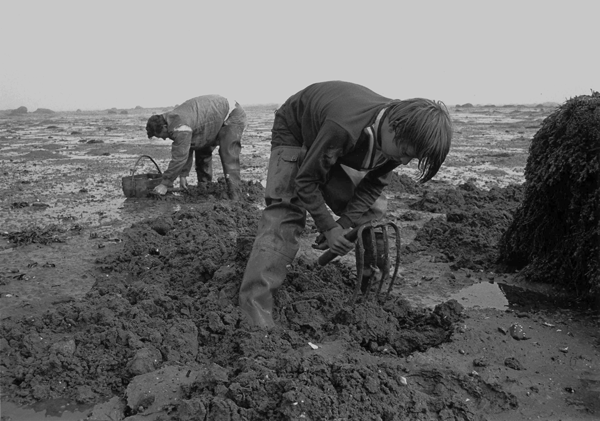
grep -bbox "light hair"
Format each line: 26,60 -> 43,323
387,99 -> 453,182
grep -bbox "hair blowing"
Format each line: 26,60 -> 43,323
387,98 -> 453,182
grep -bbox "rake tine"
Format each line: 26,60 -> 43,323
385,222 -> 402,299
350,223 -> 368,306
376,224 -> 391,297
363,225 -> 380,301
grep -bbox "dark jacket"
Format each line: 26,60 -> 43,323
277,81 -> 400,232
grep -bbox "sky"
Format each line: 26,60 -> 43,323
1,0 -> 598,111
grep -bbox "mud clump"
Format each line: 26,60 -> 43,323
0,195 -> 517,420
387,172 -> 423,195
408,182 -> 524,270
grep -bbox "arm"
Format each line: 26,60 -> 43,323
178,149 -> 194,178
336,162 -> 397,228
161,130 -> 192,186
295,121 -> 353,233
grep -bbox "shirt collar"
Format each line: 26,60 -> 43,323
372,107 -> 390,148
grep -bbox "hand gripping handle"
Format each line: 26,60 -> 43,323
317,225 -> 362,266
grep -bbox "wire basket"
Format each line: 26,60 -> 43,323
121,155 -> 163,198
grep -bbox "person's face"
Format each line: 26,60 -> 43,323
156,125 -> 169,139
379,117 -> 418,165
381,136 -> 418,165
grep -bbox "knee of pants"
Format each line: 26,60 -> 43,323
265,146 -> 303,202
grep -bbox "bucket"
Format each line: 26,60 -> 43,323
122,155 -> 163,198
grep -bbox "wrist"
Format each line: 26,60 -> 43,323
336,216 -> 352,229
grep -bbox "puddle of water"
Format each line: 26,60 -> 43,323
1,399 -> 93,421
449,281 -> 509,310
403,281 -> 510,310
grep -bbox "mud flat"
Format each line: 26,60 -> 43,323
0,104 -> 598,420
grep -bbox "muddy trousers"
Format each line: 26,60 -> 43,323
195,123 -> 244,199
239,145 -> 387,328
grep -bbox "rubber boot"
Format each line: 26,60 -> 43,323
226,177 -> 241,201
239,245 -> 293,329
239,145 -> 306,328
360,230 -> 386,293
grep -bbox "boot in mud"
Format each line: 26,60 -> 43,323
226,176 -> 241,201
239,246 -> 292,329
197,181 -> 208,194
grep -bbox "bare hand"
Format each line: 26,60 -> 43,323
153,184 -> 168,195
324,225 -> 353,256
311,232 -> 328,250
179,177 -> 188,191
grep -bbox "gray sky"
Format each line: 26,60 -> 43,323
1,0 -> 598,111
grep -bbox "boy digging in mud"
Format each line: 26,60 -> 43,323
239,80 -> 453,328
145,95 -> 247,200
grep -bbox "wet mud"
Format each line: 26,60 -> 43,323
1,105 -> 599,420
0,183 -> 523,421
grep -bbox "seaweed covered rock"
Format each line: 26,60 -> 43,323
498,92 -> 600,304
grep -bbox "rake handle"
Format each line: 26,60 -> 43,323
317,225 -> 362,266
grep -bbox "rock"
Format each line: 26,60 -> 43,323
509,323 -> 529,340
504,357 -> 524,370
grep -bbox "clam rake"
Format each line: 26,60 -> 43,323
317,221 -> 401,305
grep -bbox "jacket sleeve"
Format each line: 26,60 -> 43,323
218,125 -> 243,184
161,130 -> 192,185
295,121 -> 353,233
336,161 -> 398,229
179,149 -> 194,178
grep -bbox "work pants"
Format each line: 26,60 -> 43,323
195,106 -> 245,199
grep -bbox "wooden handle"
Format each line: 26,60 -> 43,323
317,225 -> 362,266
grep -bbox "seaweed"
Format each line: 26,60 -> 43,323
498,92 -> 600,305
